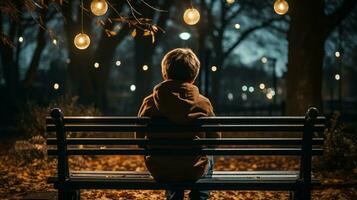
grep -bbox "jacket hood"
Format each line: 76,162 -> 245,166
152,80 -> 208,123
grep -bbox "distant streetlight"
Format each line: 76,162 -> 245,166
142,64 -> 149,71
335,74 -> 340,80
259,83 -> 265,90
53,83 -> 60,90
266,93 -> 273,100
18,36 -> 24,43
261,56 -> 268,64
248,86 -> 254,93
94,62 -> 100,68
227,92 -> 234,101
115,60 -> 121,66
242,85 -> 248,92
179,32 -> 191,40
241,93 -> 247,101
335,51 -> 341,58
211,65 -> 217,72
52,39 -> 57,45
234,23 -> 241,30
130,84 -> 136,92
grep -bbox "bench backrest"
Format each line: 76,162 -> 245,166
46,107 -> 326,185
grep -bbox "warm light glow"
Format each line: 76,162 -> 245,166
261,56 -> 268,64
74,33 -> 90,50
266,93 -> 273,100
142,65 -> 149,71
211,66 -> 217,72
234,23 -> 241,30
335,51 -> 341,58
53,83 -> 60,90
52,39 -> 57,45
241,93 -> 247,101
18,36 -> 24,43
242,85 -> 248,92
259,83 -> 266,90
94,62 -> 100,68
179,32 -> 191,40
115,60 -> 121,66
130,84 -> 136,92
248,86 -> 254,93
226,0 -> 235,4
274,0 -> 289,15
183,8 -> 200,25
90,0 -> 108,16
335,74 -> 340,80
227,93 -> 234,101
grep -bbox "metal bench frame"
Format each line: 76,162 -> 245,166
46,107 -> 325,200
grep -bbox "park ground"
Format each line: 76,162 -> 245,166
0,137 -> 357,200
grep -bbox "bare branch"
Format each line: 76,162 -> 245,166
325,0 -> 357,30
223,18 -> 283,59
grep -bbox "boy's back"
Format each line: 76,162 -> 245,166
137,48 -> 220,183
138,80 -> 217,182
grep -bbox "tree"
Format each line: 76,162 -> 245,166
286,0 -> 357,115
198,0 -> 285,107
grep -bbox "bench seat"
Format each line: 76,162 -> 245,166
48,170 -> 320,190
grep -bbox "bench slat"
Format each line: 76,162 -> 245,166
47,148 -> 323,156
46,138 -> 324,146
48,173 -> 320,190
46,116 -> 326,125
46,124 -> 325,132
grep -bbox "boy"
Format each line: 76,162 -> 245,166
137,48 -> 221,200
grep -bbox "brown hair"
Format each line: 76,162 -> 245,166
161,48 -> 200,82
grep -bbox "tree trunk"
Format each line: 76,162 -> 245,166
286,0 -> 327,115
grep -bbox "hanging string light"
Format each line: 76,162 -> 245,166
274,0 -> 289,15
183,1 -> 200,25
90,0 -> 108,16
74,0 -> 91,50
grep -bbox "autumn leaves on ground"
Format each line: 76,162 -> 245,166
0,138 -> 356,200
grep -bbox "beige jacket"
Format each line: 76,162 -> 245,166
137,80 -> 220,182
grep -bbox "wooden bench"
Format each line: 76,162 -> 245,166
46,107 -> 326,200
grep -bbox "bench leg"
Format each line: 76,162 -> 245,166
58,188 -> 80,200
290,188 -> 311,200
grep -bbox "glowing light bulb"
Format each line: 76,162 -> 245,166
115,60 -> 121,66
227,93 -> 234,101
274,0 -> 289,15
52,39 -> 57,45
211,66 -> 217,72
142,65 -> 149,71
90,0 -> 108,16
226,0 -> 235,4
183,8 -> 200,25
242,85 -> 248,92
234,23 -> 241,30
18,36 -> 24,43
248,86 -> 254,93
74,33 -> 90,50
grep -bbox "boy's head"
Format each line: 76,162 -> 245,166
161,48 -> 200,83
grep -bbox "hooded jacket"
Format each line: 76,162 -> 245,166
137,80 -> 220,182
